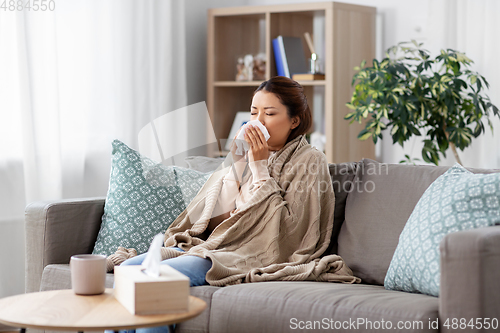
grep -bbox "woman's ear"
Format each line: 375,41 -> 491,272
291,117 -> 300,130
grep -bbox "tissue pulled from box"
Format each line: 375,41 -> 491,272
141,233 -> 164,278
234,120 -> 270,155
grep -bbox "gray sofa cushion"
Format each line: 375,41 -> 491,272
209,281 -> 438,333
338,159 -> 450,285
176,286 -> 221,333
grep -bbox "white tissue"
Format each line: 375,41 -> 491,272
141,233 -> 164,278
234,120 -> 270,155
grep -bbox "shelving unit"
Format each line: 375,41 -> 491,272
207,2 -> 376,163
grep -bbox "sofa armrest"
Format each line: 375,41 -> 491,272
25,197 -> 105,293
439,225 -> 500,332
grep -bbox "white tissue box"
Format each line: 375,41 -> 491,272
114,265 -> 190,315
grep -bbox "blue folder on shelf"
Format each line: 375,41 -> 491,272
272,35 -> 308,78
272,37 -> 286,77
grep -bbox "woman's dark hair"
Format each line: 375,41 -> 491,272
254,76 -> 312,142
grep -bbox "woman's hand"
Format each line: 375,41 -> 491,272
245,125 -> 269,162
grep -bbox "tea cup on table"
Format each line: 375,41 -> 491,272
70,254 -> 107,295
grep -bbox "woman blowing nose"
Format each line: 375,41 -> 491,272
107,77 -> 359,329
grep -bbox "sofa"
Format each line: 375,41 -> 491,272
25,158 -> 500,333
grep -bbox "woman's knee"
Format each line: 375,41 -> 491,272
162,255 -> 212,287
121,247 -> 181,266
120,253 -> 147,266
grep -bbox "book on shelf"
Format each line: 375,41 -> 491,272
272,38 -> 286,76
292,73 -> 325,81
272,36 -> 308,78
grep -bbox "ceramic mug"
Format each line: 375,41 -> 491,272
70,254 -> 107,295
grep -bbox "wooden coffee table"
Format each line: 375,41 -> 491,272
0,289 -> 206,332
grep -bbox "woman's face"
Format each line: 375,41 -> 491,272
250,91 -> 299,151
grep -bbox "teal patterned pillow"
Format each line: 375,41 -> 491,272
384,164 -> 500,296
93,140 -> 211,256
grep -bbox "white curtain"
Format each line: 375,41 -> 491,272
0,0 -> 187,297
425,0 -> 500,168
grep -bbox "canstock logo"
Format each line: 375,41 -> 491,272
138,101 -> 217,165
136,102 -> 224,214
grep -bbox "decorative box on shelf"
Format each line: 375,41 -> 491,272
292,73 -> 325,81
114,265 -> 190,315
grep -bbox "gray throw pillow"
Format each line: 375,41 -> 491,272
93,140 -> 211,256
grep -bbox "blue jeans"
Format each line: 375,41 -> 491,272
112,247 -> 212,333
121,247 -> 211,287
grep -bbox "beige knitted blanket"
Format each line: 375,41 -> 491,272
107,135 -> 360,286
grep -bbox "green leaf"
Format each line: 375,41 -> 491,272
358,131 -> 372,141
422,140 -> 440,165
344,112 -> 355,120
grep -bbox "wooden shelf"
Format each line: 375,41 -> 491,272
207,2 -> 376,163
293,80 -> 326,86
214,81 -> 263,87
214,80 -> 326,87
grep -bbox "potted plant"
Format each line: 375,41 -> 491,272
345,40 -> 499,165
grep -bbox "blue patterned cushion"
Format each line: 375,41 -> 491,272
92,140 -> 210,256
384,164 -> 500,296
